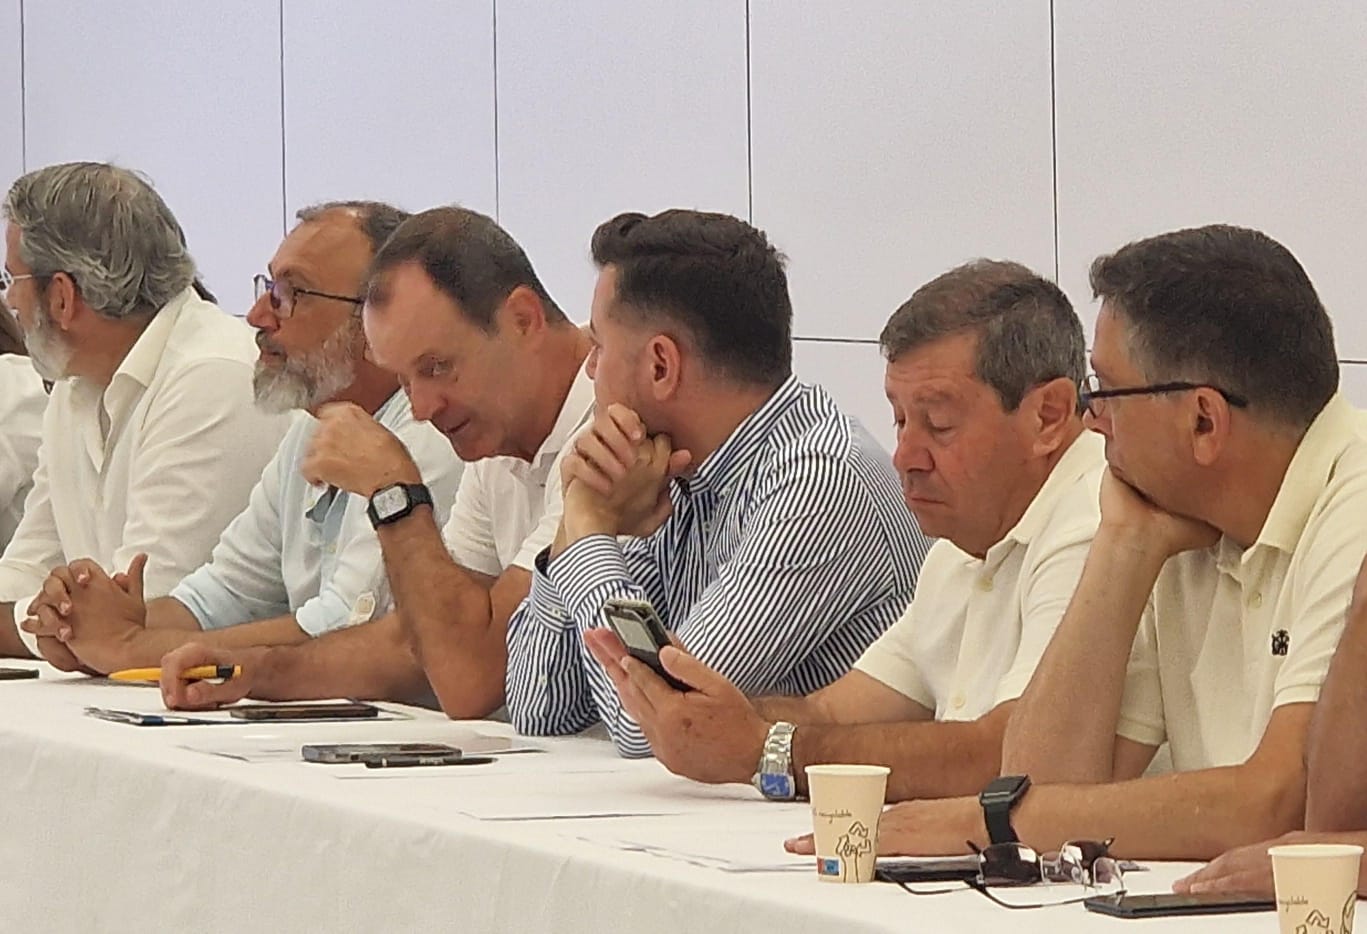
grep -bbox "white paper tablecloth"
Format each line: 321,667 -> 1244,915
0,662 -> 1272,933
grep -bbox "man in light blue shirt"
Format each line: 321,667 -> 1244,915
24,202 -> 462,674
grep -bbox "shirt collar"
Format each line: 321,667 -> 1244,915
109,286 -> 195,393
988,429 -> 1105,558
1250,393 -> 1366,556
685,376 -> 804,497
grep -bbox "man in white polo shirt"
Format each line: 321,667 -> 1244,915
0,161 -> 290,664
588,260 -> 1103,801
20,202 -> 462,673
844,225 -> 1367,862
158,206 -> 593,716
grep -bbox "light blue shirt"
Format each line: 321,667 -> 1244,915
171,391 -> 462,636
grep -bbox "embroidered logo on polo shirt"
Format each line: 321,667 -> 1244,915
1271,629 -> 1290,656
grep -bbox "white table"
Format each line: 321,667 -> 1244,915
0,662 -> 1268,933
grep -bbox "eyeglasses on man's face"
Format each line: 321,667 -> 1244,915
1078,374 -> 1249,420
253,274 -> 363,320
0,268 -> 38,301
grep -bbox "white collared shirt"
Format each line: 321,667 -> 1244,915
854,431 -> 1105,720
171,391 -> 464,636
0,288 -> 292,645
442,364 -> 595,576
1117,394 -> 1367,771
0,355 -> 48,552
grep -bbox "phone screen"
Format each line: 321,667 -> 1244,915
230,702 -> 380,721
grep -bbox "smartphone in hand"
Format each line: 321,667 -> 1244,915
601,597 -> 692,692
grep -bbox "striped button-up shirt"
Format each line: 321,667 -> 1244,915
505,377 -> 932,757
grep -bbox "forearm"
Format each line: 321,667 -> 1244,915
753,694 -> 824,724
1306,599 -> 1367,829
77,614 -> 311,673
250,614 -> 429,703
144,597 -> 202,631
795,714 -> 1002,802
1010,766 -> 1306,861
377,509 -> 504,717
0,603 -> 30,657
1003,528 -> 1167,781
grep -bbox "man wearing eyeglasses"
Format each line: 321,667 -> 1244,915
0,162 -> 290,665
153,206 -> 594,717
19,202 -> 462,674
583,259 -> 1103,797
836,224 -> 1367,862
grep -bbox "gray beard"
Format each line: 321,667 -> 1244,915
253,326 -> 357,413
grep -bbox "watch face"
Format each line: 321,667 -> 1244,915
372,485 -> 408,519
759,772 -> 794,799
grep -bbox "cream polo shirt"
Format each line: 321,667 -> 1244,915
0,288 -> 292,650
853,430 -> 1105,720
442,363 -> 594,577
1116,394 -> 1367,771
0,354 -> 48,552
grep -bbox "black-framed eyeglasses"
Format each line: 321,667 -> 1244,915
1079,374 -> 1249,419
894,839 -> 1125,910
253,274 -> 363,319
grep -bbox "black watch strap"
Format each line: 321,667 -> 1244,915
979,774 -> 1031,845
983,799 -> 1019,845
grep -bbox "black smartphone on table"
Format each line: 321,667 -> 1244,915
601,597 -> 692,692
229,701 -> 380,721
1084,892 -> 1275,918
875,856 -> 980,884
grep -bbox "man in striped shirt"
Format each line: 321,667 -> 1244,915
505,209 -> 931,757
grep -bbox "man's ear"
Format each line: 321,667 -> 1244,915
44,272 -> 81,330
1024,376 -> 1080,456
646,333 -> 684,402
499,285 -> 549,338
1190,388 -> 1233,467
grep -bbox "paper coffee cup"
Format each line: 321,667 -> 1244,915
1270,843 -> 1363,934
805,764 -> 891,884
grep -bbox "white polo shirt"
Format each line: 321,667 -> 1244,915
853,430 -> 1105,720
442,364 -> 594,576
1117,394 -> 1367,771
0,287 -> 292,650
171,391 -> 463,636
0,354 -> 48,552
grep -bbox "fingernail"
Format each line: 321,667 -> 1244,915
59,602 -> 70,614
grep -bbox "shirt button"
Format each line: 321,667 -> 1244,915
977,578 -> 994,593
1249,592 -> 1263,609
951,694 -> 966,710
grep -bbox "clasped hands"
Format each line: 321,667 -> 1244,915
21,553 -> 150,674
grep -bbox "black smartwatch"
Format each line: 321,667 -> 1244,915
366,482 -> 432,528
979,774 -> 1031,845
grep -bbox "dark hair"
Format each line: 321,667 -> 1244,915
296,200 -> 410,255
879,259 -> 1085,412
367,206 -> 564,330
0,297 -> 25,356
590,209 -> 792,387
1090,224 -> 1338,430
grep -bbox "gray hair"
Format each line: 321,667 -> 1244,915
3,162 -> 196,320
295,200 -> 410,255
880,259 -> 1085,412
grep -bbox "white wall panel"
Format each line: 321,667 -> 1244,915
22,1 -> 283,315
1341,362 -> 1367,411
0,0 -> 21,193
1055,1 -> 1367,356
750,0 -> 1055,341
282,0 -> 496,219
792,340 -> 893,453
495,0 -> 749,321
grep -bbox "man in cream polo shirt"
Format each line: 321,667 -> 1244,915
857,225 -> 1367,863
587,259 -> 1103,801
19,202 -> 462,674
158,206 -> 594,717
0,162 -> 289,664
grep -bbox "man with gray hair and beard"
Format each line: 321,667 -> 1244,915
0,161 -> 290,665
20,202 -> 462,674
